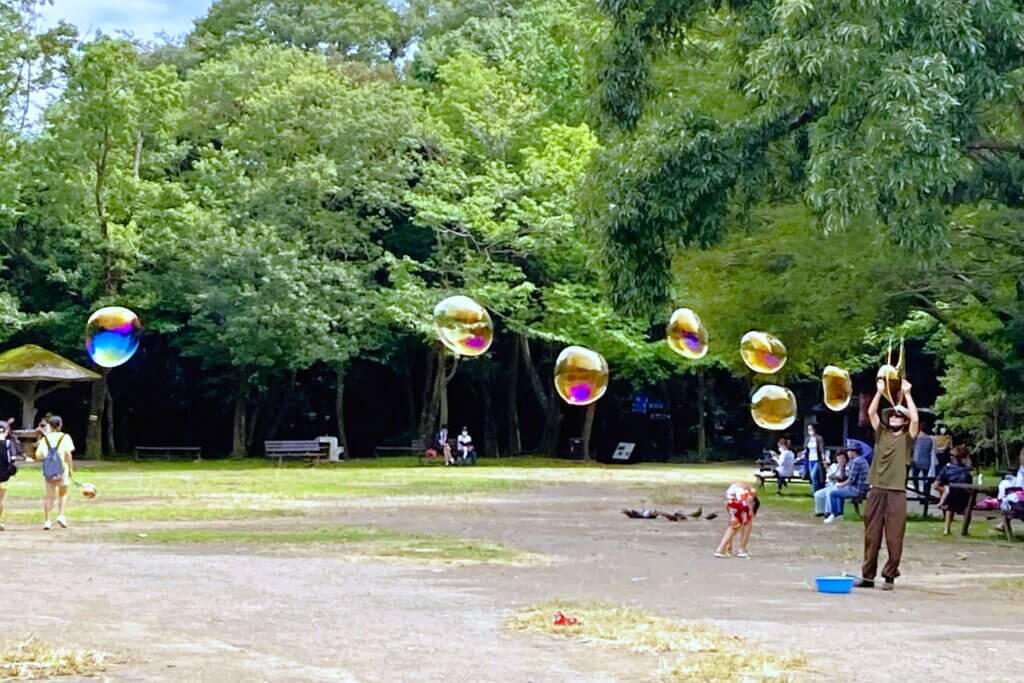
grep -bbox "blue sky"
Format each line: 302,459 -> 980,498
41,0 -> 215,42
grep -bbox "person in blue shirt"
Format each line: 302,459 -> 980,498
825,446 -> 870,523
845,438 -> 874,465
936,446 -> 973,536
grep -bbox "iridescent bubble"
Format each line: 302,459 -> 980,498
750,384 -> 797,431
822,365 -> 852,412
554,346 -> 609,407
740,331 -> 787,374
666,308 -> 708,360
85,306 -> 141,368
433,295 -> 493,358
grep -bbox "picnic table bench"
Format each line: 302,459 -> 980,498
948,483 -> 1008,538
754,471 -> 811,493
265,440 -> 330,466
374,439 -> 426,459
134,445 -> 202,461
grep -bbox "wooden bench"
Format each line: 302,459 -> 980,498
264,440 -> 329,466
374,439 -> 425,459
134,446 -> 202,461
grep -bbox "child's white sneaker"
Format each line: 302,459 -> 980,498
824,514 -> 842,524
56,515 -> 68,529
43,520 -> 51,531
736,550 -> 751,559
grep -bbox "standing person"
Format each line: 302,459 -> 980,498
856,379 -> 919,591
35,415 -> 75,531
911,426 -> 935,486
0,420 -> 22,531
935,446 -> 973,536
714,481 -> 760,559
771,437 -> 795,493
803,424 -> 826,492
813,450 -> 848,517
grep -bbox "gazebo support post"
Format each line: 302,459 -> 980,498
0,380 -> 71,428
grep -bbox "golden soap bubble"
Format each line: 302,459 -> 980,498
740,331 -> 787,374
554,346 -> 609,406
433,295 -> 493,357
876,363 -> 901,405
822,365 -> 852,412
750,384 -> 797,430
666,308 -> 708,359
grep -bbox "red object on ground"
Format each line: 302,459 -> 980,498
553,612 -> 578,626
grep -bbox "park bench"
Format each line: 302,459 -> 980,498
264,440 -> 330,466
134,445 -> 202,461
754,472 -> 810,493
375,438 -> 425,459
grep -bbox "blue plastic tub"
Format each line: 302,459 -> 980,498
814,576 -> 854,594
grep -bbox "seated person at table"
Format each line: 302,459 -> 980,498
845,438 -> 874,466
999,446 -> 1024,502
824,446 -> 870,524
935,446 -> 973,536
770,438 -> 795,492
813,451 -> 848,517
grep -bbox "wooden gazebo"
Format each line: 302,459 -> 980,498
0,344 -> 99,428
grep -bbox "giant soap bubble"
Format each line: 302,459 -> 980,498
740,331 -> 787,374
554,346 -> 609,406
433,295 -> 493,357
877,364 -> 902,406
666,308 -> 708,360
750,384 -> 797,431
822,365 -> 852,412
85,306 -> 141,368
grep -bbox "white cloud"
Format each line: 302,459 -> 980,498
40,0 -> 214,42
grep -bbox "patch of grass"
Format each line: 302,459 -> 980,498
508,602 -> 807,682
0,637 -> 112,680
5,504 -> 302,524
121,525 -> 535,564
990,577 -> 1024,596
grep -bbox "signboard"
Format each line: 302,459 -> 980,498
611,442 -> 636,461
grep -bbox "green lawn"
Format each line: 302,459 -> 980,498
121,525 -> 535,564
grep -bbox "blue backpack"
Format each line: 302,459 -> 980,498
41,434 -> 66,482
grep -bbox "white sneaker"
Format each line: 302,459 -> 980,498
56,515 -> 67,529
43,520 -> 52,531
824,514 -> 842,524
0,521 -> 5,531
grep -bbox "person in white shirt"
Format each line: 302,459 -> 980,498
802,424 -> 826,492
813,450 -> 848,516
456,426 -> 476,464
771,437 -> 795,493
999,446 -> 1024,502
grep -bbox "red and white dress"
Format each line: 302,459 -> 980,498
725,482 -> 757,528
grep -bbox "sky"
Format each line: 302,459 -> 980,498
40,0 -> 215,43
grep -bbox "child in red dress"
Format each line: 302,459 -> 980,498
714,482 -> 760,559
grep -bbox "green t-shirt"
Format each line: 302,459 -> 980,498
870,427 -> 914,491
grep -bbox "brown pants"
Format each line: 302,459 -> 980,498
862,488 -> 906,581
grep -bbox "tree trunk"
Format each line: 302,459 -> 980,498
335,365 -> 349,460
506,336 -> 522,456
104,384 -> 115,455
418,347 -> 438,438
662,380 -> 675,459
520,335 -> 549,410
402,344 -> 417,433
232,373 -> 249,457
538,397 -> 563,456
697,369 -> 707,462
581,403 -> 596,461
246,391 -> 264,453
87,375 -> 105,460
439,352 -> 459,433
483,382 -> 499,458
132,129 -> 144,178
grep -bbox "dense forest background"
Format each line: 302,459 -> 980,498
0,0 -> 1021,465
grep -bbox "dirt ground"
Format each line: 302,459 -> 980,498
2,479 -> 1022,682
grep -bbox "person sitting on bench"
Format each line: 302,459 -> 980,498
456,426 -> 477,465
935,446 -> 973,536
770,437 -> 795,492
436,424 -> 453,466
824,446 -> 870,524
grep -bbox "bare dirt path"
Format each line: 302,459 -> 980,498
2,481 -> 1022,682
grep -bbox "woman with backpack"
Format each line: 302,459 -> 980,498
34,415 -> 75,530
0,419 -> 22,531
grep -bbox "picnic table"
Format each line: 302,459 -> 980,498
948,483 -> 999,536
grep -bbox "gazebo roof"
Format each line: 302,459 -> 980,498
0,344 -> 100,383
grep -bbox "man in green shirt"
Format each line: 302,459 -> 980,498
856,377 -> 919,591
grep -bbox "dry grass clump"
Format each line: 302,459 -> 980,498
0,637 -> 111,679
508,602 -> 806,682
